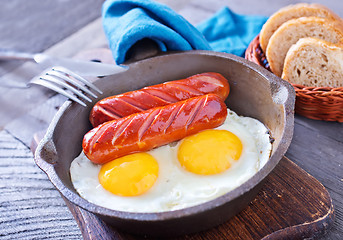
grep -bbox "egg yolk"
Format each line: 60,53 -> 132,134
98,153 -> 159,197
177,130 -> 242,175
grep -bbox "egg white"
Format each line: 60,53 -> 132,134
70,109 -> 272,213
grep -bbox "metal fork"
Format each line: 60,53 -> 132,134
30,66 -> 102,107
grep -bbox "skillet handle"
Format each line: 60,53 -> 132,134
33,102 -> 70,176
34,132 -> 58,175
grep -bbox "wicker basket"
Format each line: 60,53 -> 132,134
245,35 -> 343,122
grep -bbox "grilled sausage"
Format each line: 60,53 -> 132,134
89,72 -> 229,127
83,94 -> 227,164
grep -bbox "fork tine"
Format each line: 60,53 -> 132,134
29,66 -> 103,107
40,74 -> 92,102
52,66 -> 103,94
30,78 -> 87,107
47,70 -> 98,98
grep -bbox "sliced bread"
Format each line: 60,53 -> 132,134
259,3 -> 343,53
282,38 -> 343,88
266,17 -> 343,77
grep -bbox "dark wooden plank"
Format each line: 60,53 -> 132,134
54,157 -> 334,240
63,198 -> 124,240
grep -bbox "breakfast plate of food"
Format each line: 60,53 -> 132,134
34,50 -> 295,237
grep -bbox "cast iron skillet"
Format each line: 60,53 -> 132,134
34,50 -> 295,237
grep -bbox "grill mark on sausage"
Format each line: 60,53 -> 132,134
116,98 -> 146,112
137,108 -> 161,141
111,116 -> 136,145
164,101 -> 187,134
102,97 -> 151,119
199,75 -> 225,87
89,123 -> 113,153
185,96 -> 206,130
190,94 -> 210,127
142,89 -> 178,103
119,96 -> 147,111
97,105 -> 121,120
99,104 -> 125,119
163,104 -> 183,134
169,82 -> 203,95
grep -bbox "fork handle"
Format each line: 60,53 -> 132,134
0,48 -> 35,61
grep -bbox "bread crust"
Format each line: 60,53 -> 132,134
266,17 -> 343,77
282,37 -> 343,88
260,3 -> 343,53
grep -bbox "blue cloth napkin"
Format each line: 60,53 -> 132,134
102,0 -> 268,64
197,7 -> 267,57
102,0 -> 211,64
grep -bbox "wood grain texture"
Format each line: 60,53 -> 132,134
57,157 -> 334,240
285,115 -> 343,240
0,16 -> 108,130
0,0 -> 104,77
182,0 -> 343,17
0,130 -> 82,240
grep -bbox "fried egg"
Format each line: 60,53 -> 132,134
70,109 -> 272,213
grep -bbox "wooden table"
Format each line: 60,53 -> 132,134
0,0 -> 342,239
